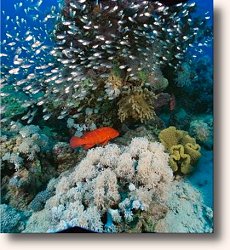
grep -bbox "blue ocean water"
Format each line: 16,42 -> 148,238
193,0 -> 213,59
186,0 -> 213,209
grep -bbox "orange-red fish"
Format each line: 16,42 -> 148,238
70,127 -> 119,150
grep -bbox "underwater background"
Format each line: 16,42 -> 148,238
0,0 -> 213,233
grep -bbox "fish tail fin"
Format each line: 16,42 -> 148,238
70,136 -> 84,148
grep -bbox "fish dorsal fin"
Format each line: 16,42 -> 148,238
82,131 -> 92,139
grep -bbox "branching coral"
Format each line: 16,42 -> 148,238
24,137 -> 173,233
118,87 -> 157,123
159,126 -> 201,174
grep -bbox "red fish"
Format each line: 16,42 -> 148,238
70,127 -> 120,150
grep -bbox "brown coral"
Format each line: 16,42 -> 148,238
118,87 -> 156,123
107,73 -> 123,90
104,72 -> 124,99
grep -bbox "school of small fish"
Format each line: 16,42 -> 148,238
0,0 -> 212,124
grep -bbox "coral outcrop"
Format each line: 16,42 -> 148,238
114,126 -> 157,146
0,121 -> 85,210
159,126 -> 201,174
175,62 -> 194,87
190,120 -> 210,143
53,142 -> 83,173
0,204 -> 31,233
173,57 -> 213,114
0,122 -> 56,209
189,115 -> 213,149
24,137 -> 173,233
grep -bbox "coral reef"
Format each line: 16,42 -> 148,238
190,120 -> 210,143
175,62 -> 195,87
53,142 -> 84,173
0,204 -> 31,233
118,87 -> 156,123
155,180 -> 213,233
28,190 -> 54,212
154,93 -> 171,111
1,123 -> 51,170
104,71 -> 123,99
169,108 -> 191,130
1,86 -> 29,121
159,126 -> 201,174
0,122 -> 57,209
0,0 -> 214,235
0,123 -> 83,210
189,115 -> 213,149
114,126 -> 157,146
172,57 -> 213,114
24,137 -> 173,233
148,68 -> 169,92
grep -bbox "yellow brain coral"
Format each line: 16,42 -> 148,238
118,87 -> 156,123
159,126 -> 201,175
